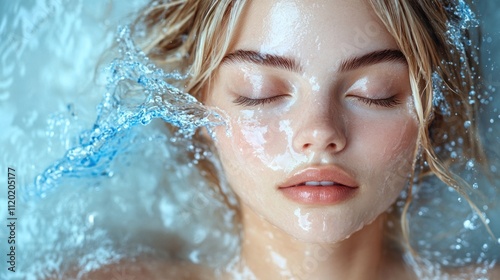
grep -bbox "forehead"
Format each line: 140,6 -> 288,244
229,0 -> 399,72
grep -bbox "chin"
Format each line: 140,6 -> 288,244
277,211 -> 377,244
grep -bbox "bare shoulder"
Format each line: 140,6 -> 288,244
69,257 -> 215,280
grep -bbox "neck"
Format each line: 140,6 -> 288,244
235,204 -> 393,280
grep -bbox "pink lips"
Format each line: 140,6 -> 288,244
278,166 -> 359,205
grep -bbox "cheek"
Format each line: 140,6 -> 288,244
237,117 -> 273,163
354,114 -> 418,188
211,114 -> 279,188
214,112 -> 304,175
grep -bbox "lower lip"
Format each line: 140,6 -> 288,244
279,185 -> 358,205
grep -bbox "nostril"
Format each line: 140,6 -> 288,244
327,143 -> 337,150
301,142 -> 342,152
295,126 -> 347,154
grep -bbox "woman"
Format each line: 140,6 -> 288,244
82,0 -> 498,279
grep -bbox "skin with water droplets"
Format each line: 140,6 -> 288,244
206,0 -> 421,279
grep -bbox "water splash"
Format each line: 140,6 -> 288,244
30,26 -> 225,199
3,1 -> 498,279
432,71 -> 451,116
7,24 -> 239,280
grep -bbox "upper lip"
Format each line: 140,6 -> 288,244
278,166 -> 359,189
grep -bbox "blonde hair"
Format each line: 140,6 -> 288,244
132,0 -> 247,98
132,0 -> 488,256
368,0 -> 491,252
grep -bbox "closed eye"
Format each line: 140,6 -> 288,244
233,95 -> 289,107
353,96 -> 401,108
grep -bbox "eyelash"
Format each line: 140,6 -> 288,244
233,95 -> 401,108
233,95 -> 288,107
354,96 -> 401,108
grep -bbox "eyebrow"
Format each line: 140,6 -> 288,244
221,50 -> 302,73
221,49 -> 406,73
339,49 -> 407,72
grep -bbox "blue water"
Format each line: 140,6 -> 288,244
0,1 -> 499,279
1,1 -> 238,279
31,25 -> 224,199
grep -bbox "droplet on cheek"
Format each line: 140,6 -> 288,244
240,119 -> 270,162
272,119 -> 309,173
224,124 -> 232,138
294,208 -> 312,231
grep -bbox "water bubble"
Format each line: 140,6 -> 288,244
464,120 -> 471,129
463,220 -> 474,229
87,214 -> 96,226
491,165 -> 497,172
482,244 -> 489,251
466,159 -> 475,170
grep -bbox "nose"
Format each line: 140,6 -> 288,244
292,101 -> 347,154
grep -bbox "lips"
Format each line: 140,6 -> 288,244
301,181 -> 337,186
278,166 -> 358,189
278,166 -> 358,205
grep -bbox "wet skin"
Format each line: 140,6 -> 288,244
207,0 -> 418,244
205,0 -> 419,278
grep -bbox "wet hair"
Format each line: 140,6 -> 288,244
132,0 -> 487,255
132,0 -> 246,98
369,0 -> 489,250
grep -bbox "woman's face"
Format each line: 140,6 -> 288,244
205,0 -> 419,243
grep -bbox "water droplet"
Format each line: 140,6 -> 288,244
491,165 -> 497,172
482,244 -> 489,252
88,214 -> 95,225
466,159 -> 475,170
463,219 -> 474,229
